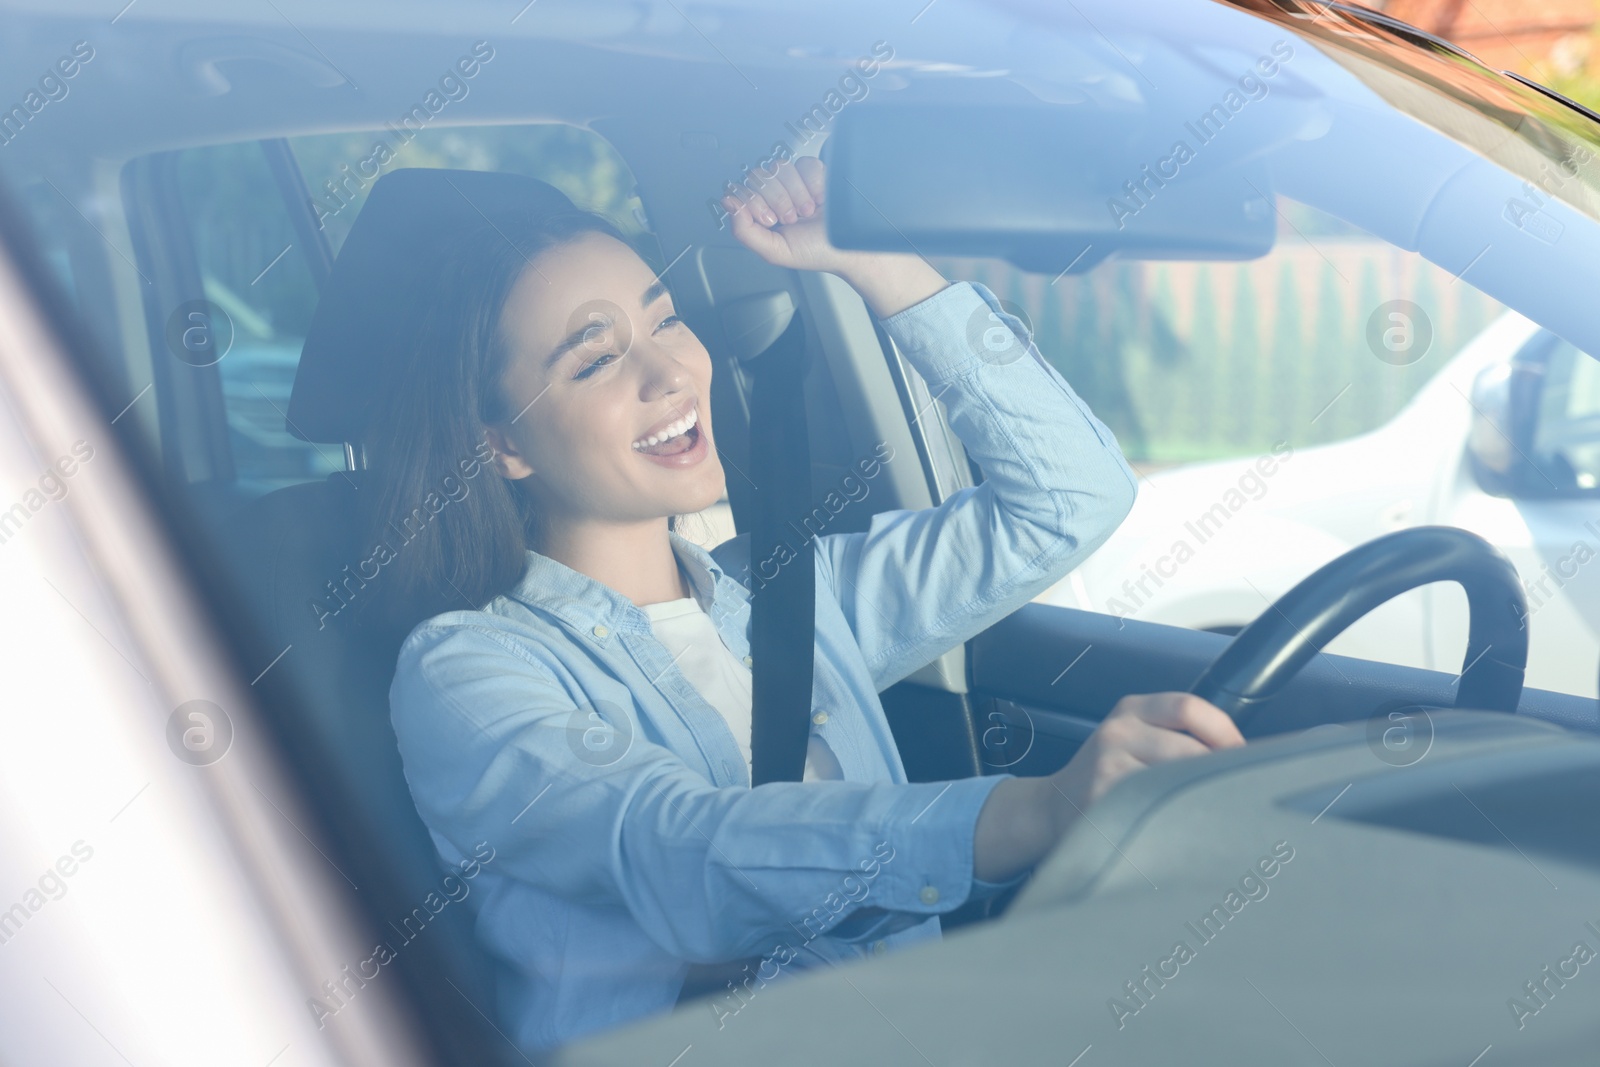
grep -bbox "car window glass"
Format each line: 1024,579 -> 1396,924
933,199 -> 1585,688
939,201 -> 1500,466
289,124 -> 733,548
164,124 -> 736,545
174,141 -> 332,494
289,125 -> 649,258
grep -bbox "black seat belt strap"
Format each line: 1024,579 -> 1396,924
747,310 -> 814,786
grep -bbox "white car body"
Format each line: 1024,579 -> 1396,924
1046,311 -> 1600,699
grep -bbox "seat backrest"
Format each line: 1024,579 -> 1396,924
227,170 -> 597,1060
223,472 -> 515,1065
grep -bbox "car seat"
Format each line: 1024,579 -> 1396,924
222,168 -> 579,1066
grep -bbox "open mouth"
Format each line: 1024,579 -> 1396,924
632,406 -> 700,456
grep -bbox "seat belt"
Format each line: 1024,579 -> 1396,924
744,305 -> 814,785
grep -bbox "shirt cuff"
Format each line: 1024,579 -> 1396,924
824,773 -> 1023,944
970,867 -> 1031,901
876,280 -> 1028,386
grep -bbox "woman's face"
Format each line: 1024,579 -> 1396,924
486,232 -> 725,528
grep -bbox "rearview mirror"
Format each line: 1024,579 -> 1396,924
825,102 -> 1281,274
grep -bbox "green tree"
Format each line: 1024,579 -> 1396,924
1187,266 -> 1220,456
1307,262 -> 1350,443
1143,266 -> 1188,459
1355,258 -> 1393,422
1227,267 -> 1263,449
1268,262 -> 1303,447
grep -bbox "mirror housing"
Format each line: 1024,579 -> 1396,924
1464,360 -> 1525,496
1465,334 -> 1595,499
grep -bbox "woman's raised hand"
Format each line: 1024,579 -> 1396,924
721,156 -> 948,319
721,156 -> 848,274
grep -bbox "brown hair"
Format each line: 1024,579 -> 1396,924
358,206 -> 649,628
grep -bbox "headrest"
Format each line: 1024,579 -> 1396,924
288,168 -> 579,445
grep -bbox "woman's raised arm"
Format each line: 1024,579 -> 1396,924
724,156 -> 1140,691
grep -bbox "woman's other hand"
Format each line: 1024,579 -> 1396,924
1048,692 -> 1246,813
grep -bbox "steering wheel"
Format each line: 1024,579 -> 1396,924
1190,526 -> 1529,728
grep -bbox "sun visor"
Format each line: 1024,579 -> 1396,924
826,100 -> 1299,274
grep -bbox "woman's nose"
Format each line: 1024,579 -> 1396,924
633,339 -> 690,399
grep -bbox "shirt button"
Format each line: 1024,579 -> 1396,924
742,655 -> 753,667
871,940 -> 887,956
592,624 -> 609,638
812,711 -> 829,725
919,885 -> 940,906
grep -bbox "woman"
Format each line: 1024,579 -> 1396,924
370,157 -> 1244,1051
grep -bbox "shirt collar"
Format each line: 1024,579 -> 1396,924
502,529 -> 736,635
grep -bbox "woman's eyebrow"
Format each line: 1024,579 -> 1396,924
543,283 -> 673,368
544,326 -> 596,368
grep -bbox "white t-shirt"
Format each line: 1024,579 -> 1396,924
642,596 -> 842,782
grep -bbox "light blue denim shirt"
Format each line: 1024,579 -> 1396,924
389,280 -> 1138,1052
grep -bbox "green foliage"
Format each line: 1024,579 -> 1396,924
937,238 -> 1504,466
1545,29 -> 1600,115
289,123 -> 646,256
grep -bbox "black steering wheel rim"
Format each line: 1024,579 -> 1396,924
1191,526 -> 1529,727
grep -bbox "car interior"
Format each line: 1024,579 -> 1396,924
4,0 -> 1600,1063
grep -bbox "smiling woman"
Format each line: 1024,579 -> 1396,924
480,229 -> 725,588
7,0 -> 1600,1062
357,203 -> 684,622
334,156 -> 1246,1052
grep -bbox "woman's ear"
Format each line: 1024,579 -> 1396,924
483,424 -> 536,480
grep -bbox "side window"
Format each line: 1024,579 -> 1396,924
288,125 -> 648,258
1534,342 -> 1600,493
167,126 -> 651,497
173,141 -> 332,494
166,124 -> 737,546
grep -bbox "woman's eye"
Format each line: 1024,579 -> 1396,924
573,352 -> 620,380
657,313 -> 683,331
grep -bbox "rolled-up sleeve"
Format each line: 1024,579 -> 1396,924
391,622 -> 1013,964
816,280 -> 1138,692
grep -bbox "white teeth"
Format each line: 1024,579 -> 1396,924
632,406 -> 698,450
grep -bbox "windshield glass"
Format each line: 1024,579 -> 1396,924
0,0 -> 1597,1062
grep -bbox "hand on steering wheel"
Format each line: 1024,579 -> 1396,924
976,527 -> 1529,884
1047,692 -> 1245,812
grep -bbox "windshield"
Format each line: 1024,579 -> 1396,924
0,0 -> 1597,1063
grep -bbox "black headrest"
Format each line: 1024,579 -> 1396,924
288,168 -> 579,445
